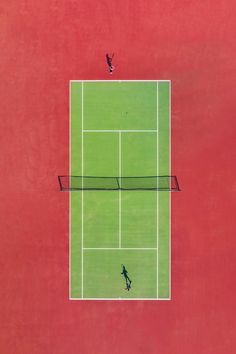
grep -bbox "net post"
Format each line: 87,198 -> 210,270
173,176 -> 181,191
58,176 -> 63,191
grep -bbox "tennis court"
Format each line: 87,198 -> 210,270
70,80 -> 171,300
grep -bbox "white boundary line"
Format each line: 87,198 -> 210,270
83,248 -> 157,250
156,82 -> 159,298
119,132 -> 122,248
169,81 -> 172,300
69,82 -> 71,299
70,80 -> 170,83
69,80 -> 172,301
70,297 -> 171,301
81,82 -> 84,298
83,130 -> 158,133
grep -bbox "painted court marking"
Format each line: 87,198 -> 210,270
83,130 -> 158,133
169,82 -> 172,299
70,80 -> 171,300
156,82 -> 159,298
81,82 -> 84,298
70,298 -> 171,301
83,248 -> 158,250
71,80 -> 170,82
69,81 -> 71,298
119,131 -> 122,248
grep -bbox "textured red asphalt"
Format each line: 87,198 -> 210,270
1,1 -> 236,353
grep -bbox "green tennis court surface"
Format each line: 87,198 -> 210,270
70,80 -> 170,300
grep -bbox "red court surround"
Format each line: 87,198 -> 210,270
0,1 -> 236,353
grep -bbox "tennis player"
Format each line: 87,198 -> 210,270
106,53 -> 115,74
121,264 -> 132,291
